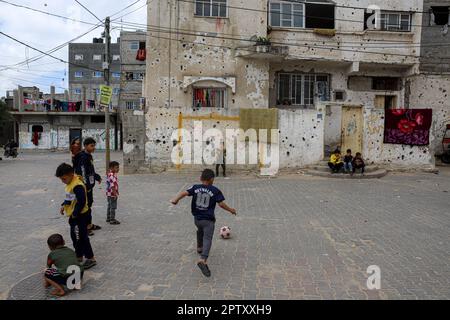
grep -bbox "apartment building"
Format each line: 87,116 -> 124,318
133,0 -> 446,173
68,38 -> 121,109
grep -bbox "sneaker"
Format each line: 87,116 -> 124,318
88,230 -> 94,236
83,259 -> 97,270
197,261 -> 211,277
110,219 -> 121,225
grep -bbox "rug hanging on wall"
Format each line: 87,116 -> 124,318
384,109 -> 432,146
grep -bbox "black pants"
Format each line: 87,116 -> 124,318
216,163 -> 226,177
353,164 -> 365,174
86,189 -> 93,225
69,214 -> 94,259
328,162 -> 344,173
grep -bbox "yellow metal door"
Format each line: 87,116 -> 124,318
341,106 -> 363,154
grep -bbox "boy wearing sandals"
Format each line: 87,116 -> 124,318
106,161 -> 121,225
44,234 -> 84,297
170,169 -> 237,277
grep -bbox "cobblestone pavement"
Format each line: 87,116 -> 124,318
0,151 -> 449,300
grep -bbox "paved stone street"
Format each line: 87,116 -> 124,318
0,151 -> 449,300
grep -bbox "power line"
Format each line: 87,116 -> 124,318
115,22 -> 450,63
116,19 -> 450,48
0,0 -> 98,26
0,74 -> 67,90
0,24 -> 103,71
110,0 -> 144,19
74,0 -> 104,24
0,31 -> 104,72
116,24 -> 450,66
176,0 -> 437,29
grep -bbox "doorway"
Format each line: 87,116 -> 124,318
341,106 -> 363,154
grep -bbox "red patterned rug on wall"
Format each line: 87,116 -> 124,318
384,109 -> 433,146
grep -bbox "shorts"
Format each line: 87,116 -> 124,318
44,268 -> 84,286
44,268 -> 69,286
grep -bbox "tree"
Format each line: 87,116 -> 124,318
0,99 -> 12,123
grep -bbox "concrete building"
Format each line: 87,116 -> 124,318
410,0 -> 450,156
68,38 -> 121,109
8,85 -> 120,150
119,31 -> 147,174
124,0 -> 449,173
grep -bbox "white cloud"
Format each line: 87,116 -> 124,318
0,0 -> 147,96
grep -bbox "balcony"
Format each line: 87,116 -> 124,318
236,43 -> 289,61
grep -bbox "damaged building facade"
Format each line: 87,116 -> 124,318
133,0 -> 448,173
9,85 -> 120,150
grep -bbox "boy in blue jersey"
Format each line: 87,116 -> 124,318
171,169 -> 237,277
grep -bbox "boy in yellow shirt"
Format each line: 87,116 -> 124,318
55,163 -> 96,270
328,149 -> 344,173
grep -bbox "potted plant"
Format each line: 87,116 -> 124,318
256,37 -> 271,53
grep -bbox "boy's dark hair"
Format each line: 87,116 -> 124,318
201,169 -> 215,181
356,152 -> 362,157
55,163 -> 74,177
334,149 -> 341,154
83,137 -> 96,146
70,137 -> 80,146
47,234 -> 64,250
109,161 -> 120,169
346,149 -> 352,153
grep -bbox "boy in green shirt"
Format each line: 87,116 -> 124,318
44,234 -> 84,297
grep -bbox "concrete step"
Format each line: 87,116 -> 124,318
310,165 -> 379,173
304,169 -> 388,179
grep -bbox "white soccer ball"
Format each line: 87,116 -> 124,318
220,226 -> 231,239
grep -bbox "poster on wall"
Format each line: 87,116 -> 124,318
384,109 -> 432,146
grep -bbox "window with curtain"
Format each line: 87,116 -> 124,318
193,88 -> 226,108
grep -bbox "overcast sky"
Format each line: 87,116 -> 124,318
0,0 -> 147,96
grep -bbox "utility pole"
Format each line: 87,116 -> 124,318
104,16 -> 111,173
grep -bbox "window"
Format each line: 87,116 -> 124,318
113,88 -> 120,95
380,12 -> 412,31
277,73 -> 330,107
372,77 -> 400,91
74,54 -> 84,61
31,125 -> 44,133
195,0 -> 227,18
74,71 -> 84,78
94,88 -> 101,95
125,72 -> 144,80
112,72 -> 121,79
93,54 -> 102,61
334,91 -> 345,101
375,95 -> 398,109
305,2 -> 335,29
113,55 -> 121,61
93,71 -> 103,78
125,101 -> 139,110
431,7 -> 450,26
91,116 -> 105,123
193,88 -> 226,108
130,42 -> 139,50
269,1 -> 304,28
73,88 -> 82,95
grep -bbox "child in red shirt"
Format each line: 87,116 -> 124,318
106,161 -> 120,225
